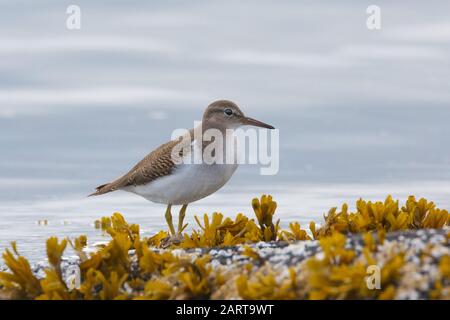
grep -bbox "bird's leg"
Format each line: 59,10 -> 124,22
165,204 -> 176,235
178,204 -> 188,234
160,204 -> 184,248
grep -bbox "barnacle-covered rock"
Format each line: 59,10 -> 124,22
0,195 -> 448,300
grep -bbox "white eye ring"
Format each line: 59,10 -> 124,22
224,108 -> 233,116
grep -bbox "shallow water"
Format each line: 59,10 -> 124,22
2,181 -> 450,262
1,170 -> 450,262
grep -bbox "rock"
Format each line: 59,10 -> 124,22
1,228 -> 448,299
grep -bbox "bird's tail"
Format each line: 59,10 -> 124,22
88,183 -> 112,197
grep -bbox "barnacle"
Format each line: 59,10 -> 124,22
242,246 -> 261,261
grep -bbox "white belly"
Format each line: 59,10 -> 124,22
125,162 -> 238,205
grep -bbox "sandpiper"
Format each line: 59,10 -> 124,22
89,100 -> 274,237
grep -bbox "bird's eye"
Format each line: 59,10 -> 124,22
224,108 -> 233,116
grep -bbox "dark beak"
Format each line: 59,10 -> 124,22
242,116 -> 275,129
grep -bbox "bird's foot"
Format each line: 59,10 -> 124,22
160,233 -> 183,248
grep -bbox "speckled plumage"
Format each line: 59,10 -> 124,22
89,135 -> 189,196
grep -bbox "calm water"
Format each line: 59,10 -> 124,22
1,1 -> 450,261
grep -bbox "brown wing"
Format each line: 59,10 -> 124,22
89,133 -> 192,197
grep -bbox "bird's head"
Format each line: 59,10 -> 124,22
202,100 -> 275,131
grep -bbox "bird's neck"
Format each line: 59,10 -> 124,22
200,118 -> 229,134
192,122 -> 236,158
